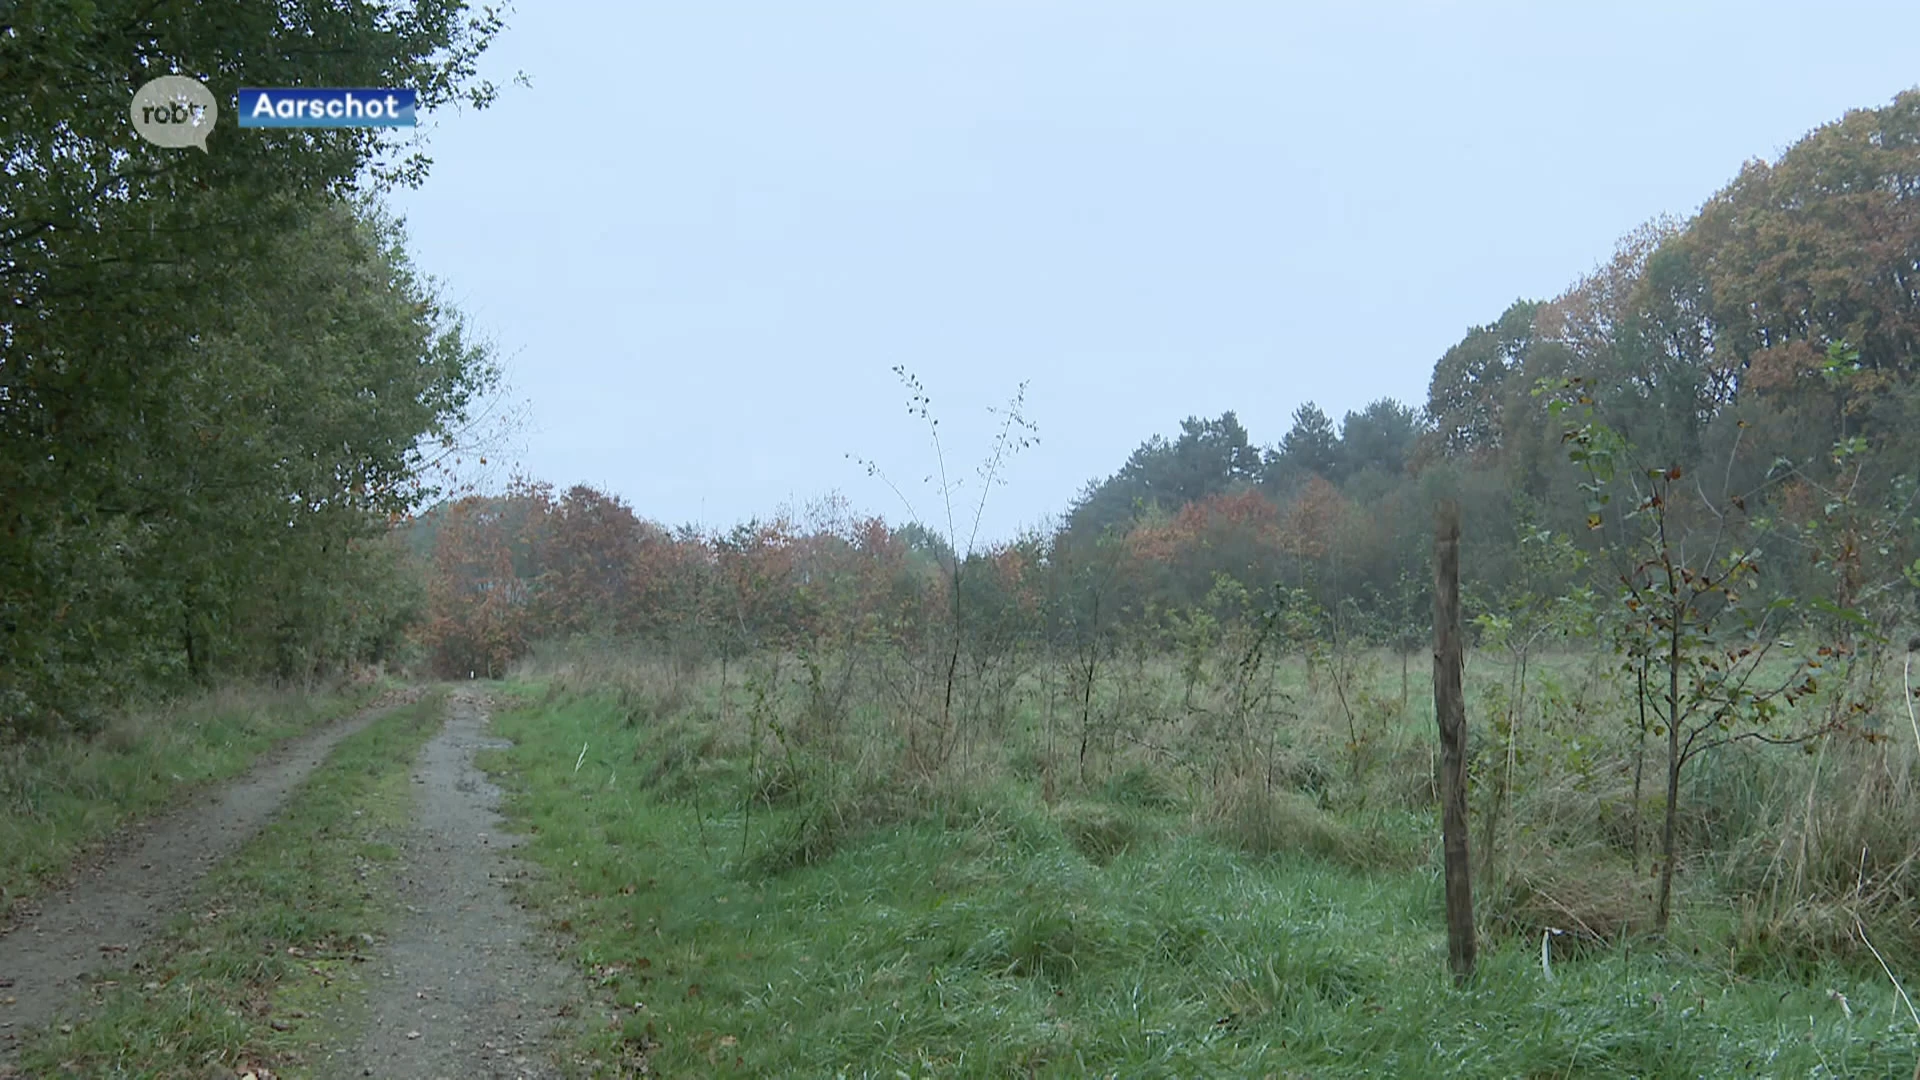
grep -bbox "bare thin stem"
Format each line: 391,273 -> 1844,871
1857,917 -> 1920,1030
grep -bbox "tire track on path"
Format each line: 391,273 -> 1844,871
0,687 -> 425,1057
338,687 -> 574,1080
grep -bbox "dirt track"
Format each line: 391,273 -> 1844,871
0,686 -> 578,1078
333,687 -> 573,1078
0,688 -> 424,1056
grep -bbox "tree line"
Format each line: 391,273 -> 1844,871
404,92 -> 1920,949
419,91 -> 1920,693
1,1 -> 508,734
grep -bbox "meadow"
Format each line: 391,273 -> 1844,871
475,638 -> 1920,1077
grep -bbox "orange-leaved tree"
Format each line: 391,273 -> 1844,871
421,495 -> 531,678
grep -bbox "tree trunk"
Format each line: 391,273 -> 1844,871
1630,662 -> 1648,873
181,616 -> 201,682
1077,646 -> 1098,785
1656,612 -> 1683,935
1431,499 -> 1476,984
940,631 -> 961,764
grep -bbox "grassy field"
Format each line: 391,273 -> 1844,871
14,689 -> 447,1079
0,678 -> 392,925
478,646 -> 1920,1079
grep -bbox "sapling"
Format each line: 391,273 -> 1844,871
1547,377 -> 1842,933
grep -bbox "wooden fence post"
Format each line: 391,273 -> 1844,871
1432,498 -> 1476,984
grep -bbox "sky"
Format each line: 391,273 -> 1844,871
390,1 -> 1920,547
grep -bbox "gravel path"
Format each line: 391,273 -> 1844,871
336,687 -> 575,1079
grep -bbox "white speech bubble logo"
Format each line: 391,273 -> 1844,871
131,75 -> 218,152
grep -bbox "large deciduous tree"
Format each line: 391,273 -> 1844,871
1424,300 -> 1539,460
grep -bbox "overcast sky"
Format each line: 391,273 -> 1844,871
390,1 -> 1920,546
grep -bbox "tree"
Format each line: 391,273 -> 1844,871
855,367 -> 1038,768
1124,489 -> 1283,611
1686,90 -> 1920,432
1551,383 -> 1842,933
2,0 -> 508,731
1265,402 -> 1339,490
2,199 -> 499,729
422,497 -> 529,679
1425,300 -> 1539,459
1065,411 -> 1260,540
1337,398 -> 1422,479
1521,219 -> 1707,491
530,484 -> 653,639
1279,475 -> 1349,566
1047,526 -> 1132,783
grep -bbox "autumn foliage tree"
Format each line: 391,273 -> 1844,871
422,496 -> 529,679
524,483 -> 657,639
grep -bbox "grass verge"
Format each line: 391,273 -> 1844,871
12,688 -> 445,1079
482,682 -> 1920,1078
0,679 -> 393,925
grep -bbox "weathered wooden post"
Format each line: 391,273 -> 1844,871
1432,498 -> 1476,983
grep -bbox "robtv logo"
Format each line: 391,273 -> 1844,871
131,75 -> 218,151
238,88 -> 417,128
